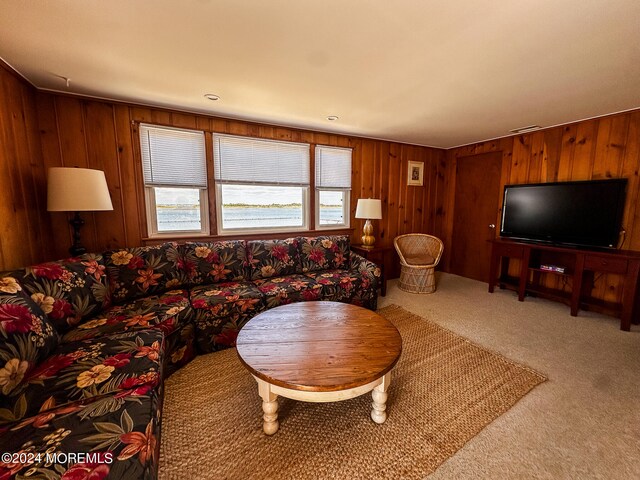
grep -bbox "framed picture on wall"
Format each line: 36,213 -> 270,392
407,161 -> 424,186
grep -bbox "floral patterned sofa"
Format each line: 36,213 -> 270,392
0,235 -> 379,479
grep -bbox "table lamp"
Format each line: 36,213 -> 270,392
47,167 -> 113,256
355,198 -> 382,248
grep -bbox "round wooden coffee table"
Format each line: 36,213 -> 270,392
236,301 -> 402,435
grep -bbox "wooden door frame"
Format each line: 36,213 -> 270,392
441,149 -> 512,273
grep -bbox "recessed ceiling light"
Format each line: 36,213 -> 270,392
204,93 -> 220,101
327,115 -> 339,121
509,125 -> 541,134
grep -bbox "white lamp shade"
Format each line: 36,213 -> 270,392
355,198 -> 382,219
47,167 -> 114,212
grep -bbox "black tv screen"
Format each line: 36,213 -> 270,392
500,179 -> 627,249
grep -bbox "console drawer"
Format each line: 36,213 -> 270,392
584,255 -> 628,274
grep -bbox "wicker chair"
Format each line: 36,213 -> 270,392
393,234 -> 444,294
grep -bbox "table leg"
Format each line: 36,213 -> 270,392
488,249 -> 499,293
621,260 -> 640,331
570,254 -> 585,317
257,378 -> 279,435
371,372 -> 390,424
518,249 -> 531,302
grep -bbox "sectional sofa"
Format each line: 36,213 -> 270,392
0,235 -> 380,479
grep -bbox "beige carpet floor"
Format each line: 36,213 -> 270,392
381,273 -> 640,479
159,303 -> 545,480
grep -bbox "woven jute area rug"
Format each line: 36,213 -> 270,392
159,305 -> 546,479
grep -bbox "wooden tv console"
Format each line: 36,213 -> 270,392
488,239 -> 640,331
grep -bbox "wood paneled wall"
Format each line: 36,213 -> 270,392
0,64 -> 53,270
443,110 -> 640,305
28,92 -> 446,273
9,56 -> 637,299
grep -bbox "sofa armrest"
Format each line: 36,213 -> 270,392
349,252 -> 382,292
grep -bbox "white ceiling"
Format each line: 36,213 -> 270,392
1,0 -> 640,148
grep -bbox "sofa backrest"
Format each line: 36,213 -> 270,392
298,235 -> 351,273
0,272 -> 59,404
181,240 -> 248,285
104,243 -> 187,304
18,254 -> 110,333
247,238 -> 300,280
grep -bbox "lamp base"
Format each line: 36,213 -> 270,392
361,219 -> 375,248
69,212 -> 87,257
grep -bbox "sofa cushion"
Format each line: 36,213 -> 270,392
60,289 -> 191,344
0,388 -> 162,479
0,329 -> 164,425
247,238 -> 300,280
162,322 -> 196,377
190,282 -> 265,353
298,235 -> 351,273
253,274 -> 323,308
304,270 -> 369,305
60,289 -> 194,377
18,254 -> 110,333
182,240 -> 248,285
0,273 -> 59,400
105,243 -> 186,304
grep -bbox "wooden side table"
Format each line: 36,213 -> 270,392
351,244 -> 395,297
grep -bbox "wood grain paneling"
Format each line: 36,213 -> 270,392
444,110 -> 640,307
24,92 -> 446,277
0,64 -> 53,270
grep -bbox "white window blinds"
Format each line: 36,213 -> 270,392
214,134 -> 310,186
315,145 -> 352,189
140,124 -> 207,188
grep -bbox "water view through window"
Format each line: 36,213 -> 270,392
155,186 -> 344,231
318,190 -> 345,226
155,187 -> 202,232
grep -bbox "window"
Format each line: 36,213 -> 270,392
139,124 -> 209,236
213,134 -> 310,234
315,145 -> 352,228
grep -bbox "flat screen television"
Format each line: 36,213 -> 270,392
500,179 -> 627,249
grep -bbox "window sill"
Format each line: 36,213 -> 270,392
217,225 -> 310,237
316,224 -> 350,230
145,232 -> 210,240
142,227 -> 354,245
